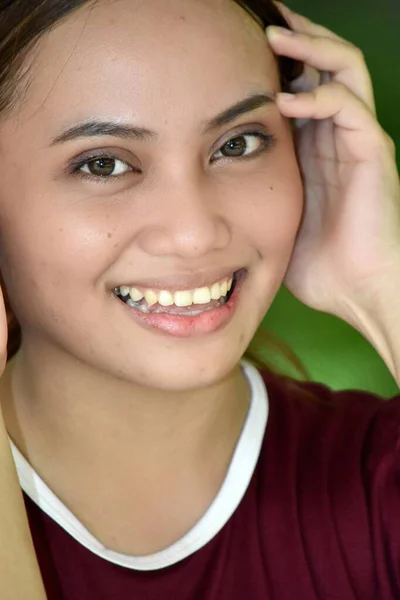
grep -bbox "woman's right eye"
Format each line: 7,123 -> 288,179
73,156 -> 135,180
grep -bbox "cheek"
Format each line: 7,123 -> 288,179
0,190 -> 121,326
229,151 -> 304,255
251,186 -> 303,255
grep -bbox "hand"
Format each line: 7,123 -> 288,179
266,2 -> 400,331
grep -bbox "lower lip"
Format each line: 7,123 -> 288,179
119,273 -> 245,338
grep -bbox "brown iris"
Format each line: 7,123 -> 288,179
86,158 -> 116,177
221,136 -> 247,157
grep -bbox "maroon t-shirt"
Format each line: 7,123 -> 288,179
21,368 -> 400,599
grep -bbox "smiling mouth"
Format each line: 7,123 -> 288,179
113,269 -> 245,316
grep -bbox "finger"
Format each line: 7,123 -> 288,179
266,27 -> 376,116
276,82 -> 389,162
271,4 -> 346,102
290,63 -> 321,94
0,288 -> 7,371
288,64 -> 323,129
273,1 -> 350,44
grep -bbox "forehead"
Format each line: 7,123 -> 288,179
13,0 -> 278,130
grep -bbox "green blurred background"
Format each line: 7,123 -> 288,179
261,0 -> 400,396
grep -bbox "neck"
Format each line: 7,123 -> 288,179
2,337 -> 250,480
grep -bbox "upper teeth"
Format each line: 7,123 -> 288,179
117,276 -> 233,308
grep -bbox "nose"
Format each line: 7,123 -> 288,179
136,176 -> 231,259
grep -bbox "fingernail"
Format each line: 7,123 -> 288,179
278,93 -> 297,101
266,26 -> 294,40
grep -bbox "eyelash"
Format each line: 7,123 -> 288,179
68,130 -> 277,183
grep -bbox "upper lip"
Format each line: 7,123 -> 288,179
113,266 -> 243,292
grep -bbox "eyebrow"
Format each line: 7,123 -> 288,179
51,92 -> 276,146
203,93 -> 275,133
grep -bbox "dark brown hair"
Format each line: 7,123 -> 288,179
0,0 -> 307,378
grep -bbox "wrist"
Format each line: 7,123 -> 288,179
339,273 -> 400,387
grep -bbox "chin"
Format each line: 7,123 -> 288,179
82,331 -> 246,393
129,343 -> 246,392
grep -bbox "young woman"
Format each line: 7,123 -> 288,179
0,0 -> 399,598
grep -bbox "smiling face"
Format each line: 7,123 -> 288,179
0,0 -> 303,391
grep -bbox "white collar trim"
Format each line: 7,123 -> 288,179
9,360 -> 268,571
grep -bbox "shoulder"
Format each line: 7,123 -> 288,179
256,368 -> 400,597
258,368 -> 400,481
260,367 -> 400,442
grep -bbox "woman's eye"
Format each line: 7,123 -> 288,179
70,132 -> 275,181
79,157 -> 132,178
212,132 -> 274,161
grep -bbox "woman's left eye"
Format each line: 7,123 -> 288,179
212,132 -> 276,162
78,157 -> 132,178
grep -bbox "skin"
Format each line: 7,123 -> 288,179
0,0 -> 303,554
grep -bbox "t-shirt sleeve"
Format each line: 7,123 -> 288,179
261,370 -> 400,599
